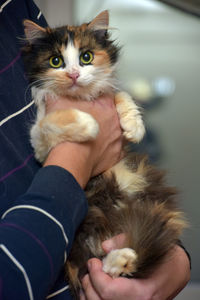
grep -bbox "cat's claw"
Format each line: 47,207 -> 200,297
102,248 -> 138,278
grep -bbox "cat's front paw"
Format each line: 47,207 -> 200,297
115,92 -> 145,143
31,109 -> 99,163
40,108 -> 99,142
102,248 -> 138,278
75,110 -> 99,141
122,117 -> 145,143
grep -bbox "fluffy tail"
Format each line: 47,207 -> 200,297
122,199 -> 187,277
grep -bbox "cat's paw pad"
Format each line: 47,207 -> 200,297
102,248 -> 138,278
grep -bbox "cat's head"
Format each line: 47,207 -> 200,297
22,11 -> 120,101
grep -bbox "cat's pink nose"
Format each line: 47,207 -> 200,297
68,72 -> 80,82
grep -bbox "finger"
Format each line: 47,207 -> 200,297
87,258 -> 114,297
45,94 -> 115,116
45,95 -> 73,114
102,233 -> 127,253
82,274 -> 102,300
45,94 -> 92,114
88,259 -> 142,300
79,289 -> 86,300
97,94 -> 115,107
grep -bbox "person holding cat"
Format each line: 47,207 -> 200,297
0,0 -> 190,300
81,237 -> 190,300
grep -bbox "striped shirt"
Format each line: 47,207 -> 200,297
0,0 -> 88,299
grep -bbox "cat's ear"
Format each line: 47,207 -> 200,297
88,10 -> 109,38
23,20 -> 46,43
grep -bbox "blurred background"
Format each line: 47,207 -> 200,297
35,0 -> 200,298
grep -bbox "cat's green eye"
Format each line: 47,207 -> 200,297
80,51 -> 94,65
49,56 -> 64,68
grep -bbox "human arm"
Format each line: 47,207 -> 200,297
81,236 -> 190,300
0,166 -> 87,300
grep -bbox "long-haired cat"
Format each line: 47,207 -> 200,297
22,11 -> 186,299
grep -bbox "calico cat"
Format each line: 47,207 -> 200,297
22,11 -> 186,299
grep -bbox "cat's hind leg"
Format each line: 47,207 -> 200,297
102,248 -> 138,278
31,109 -> 99,162
115,91 -> 145,143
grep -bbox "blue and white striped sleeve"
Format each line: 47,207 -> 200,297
0,166 -> 88,300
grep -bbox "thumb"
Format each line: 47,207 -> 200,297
87,258 -> 113,293
102,233 -> 127,253
87,258 -> 103,272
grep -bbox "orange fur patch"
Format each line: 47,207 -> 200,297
40,109 -> 77,128
93,50 -> 110,66
45,69 -> 73,90
74,38 -> 80,49
114,93 -> 124,105
104,158 -> 148,195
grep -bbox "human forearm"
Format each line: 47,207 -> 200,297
44,142 -> 93,188
0,166 -> 87,299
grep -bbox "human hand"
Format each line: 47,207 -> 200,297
44,94 -> 123,187
81,235 -> 190,300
